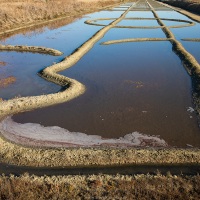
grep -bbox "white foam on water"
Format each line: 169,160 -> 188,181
0,116 -> 168,147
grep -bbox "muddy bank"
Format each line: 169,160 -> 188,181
0,44 -> 63,56
1,173 -> 200,199
0,134 -> 200,167
158,0 -> 200,15
0,117 -> 168,148
157,0 -> 200,22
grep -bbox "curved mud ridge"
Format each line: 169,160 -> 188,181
0,132 -> 200,167
182,38 -> 200,42
85,17 -> 195,29
101,38 -> 170,45
0,44 -> 63,56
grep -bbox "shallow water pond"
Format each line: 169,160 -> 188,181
1,0 -> 200,147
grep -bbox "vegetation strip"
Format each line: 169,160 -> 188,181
1,136 -> 200,167
0,1 -> 123,37
1,173 -> 200,199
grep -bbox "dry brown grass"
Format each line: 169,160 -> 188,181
1,135 -> 200,167
0,173 -> 200,199
0,0 -> 126,31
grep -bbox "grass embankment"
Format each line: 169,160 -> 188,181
0,0 -> 129,32
0,173 -> 200,199
158,0 -> 200,15
1,136 -> 200,167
